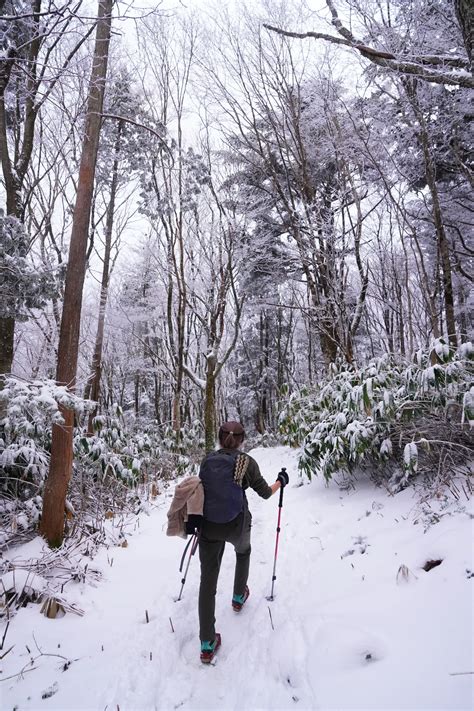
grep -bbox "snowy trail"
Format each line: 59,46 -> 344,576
2,446 -> 473,711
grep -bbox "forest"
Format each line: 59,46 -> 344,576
0,0 -> 473,552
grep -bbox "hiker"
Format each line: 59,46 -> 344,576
194,420 -> 289,663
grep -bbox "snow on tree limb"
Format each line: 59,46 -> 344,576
182,364 -> 206,390
100,112 -> 173,158
0,2 -> 74,22
263,1 -> 474,91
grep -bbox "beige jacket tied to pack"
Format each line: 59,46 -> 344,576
166,476 -> 204,539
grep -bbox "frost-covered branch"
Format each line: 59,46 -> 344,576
264,0 -> 474,90
0,2 -> 74,21
182,364 -> 205,390
100,113 -> 173,158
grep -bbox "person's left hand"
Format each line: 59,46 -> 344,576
185,514 -> 202,535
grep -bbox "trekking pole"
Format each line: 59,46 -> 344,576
267,468 -> 286,602
176,531 -> 200,602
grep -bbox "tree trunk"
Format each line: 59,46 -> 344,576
319,313 -> 339,365
154,372 -> 161,423
0,0 -> 42,377
383,307 -> 394,354
134,372 -> 140,417
85,121 -> 122,434
40,0 -> 113,547
204,355 -> 217,453
405,82 -> 458,348
457,283 -> 468,342
0,317 -> 15,378
0,80 -> 21,383
255,312 -> 265,434
0,315 -> 15,419
395,280 -> 406,357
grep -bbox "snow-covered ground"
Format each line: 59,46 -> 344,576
1,446 -> 473,711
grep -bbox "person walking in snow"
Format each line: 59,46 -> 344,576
194,420 -> 289,663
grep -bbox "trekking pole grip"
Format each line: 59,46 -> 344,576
277,467 -> 287,507
278,484 -> 284,507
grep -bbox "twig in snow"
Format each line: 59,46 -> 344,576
0,645 -> 14,660
0,620 -> 9,649
145,609 -> 149,623
310,536 -> 324,550
169,617 -> 175,633
396,564 -> 418,584
0,665 -> 38,683
32,633 -> 69,662
3,638 -> 75,683
449,671 -> 473,676
268,606 -> 274,631
0,579 -> 11,620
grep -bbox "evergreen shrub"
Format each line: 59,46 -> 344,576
279,340 -> 474,487
0,379 -> 201,544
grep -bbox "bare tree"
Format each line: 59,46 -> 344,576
136,14 -> 199,434
185,214 -> 245,451
201,13 -> 371,366
0,1 -> 98,379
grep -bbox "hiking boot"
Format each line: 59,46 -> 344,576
232,585 -> 250,612
200,633 -> 221,664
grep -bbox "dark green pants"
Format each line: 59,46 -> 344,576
198,509 -> 252,642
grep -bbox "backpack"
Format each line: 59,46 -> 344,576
199,450 -> 246,524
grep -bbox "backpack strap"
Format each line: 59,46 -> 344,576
234,453 -> 249,486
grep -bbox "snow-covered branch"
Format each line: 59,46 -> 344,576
264,0 -> 474,90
